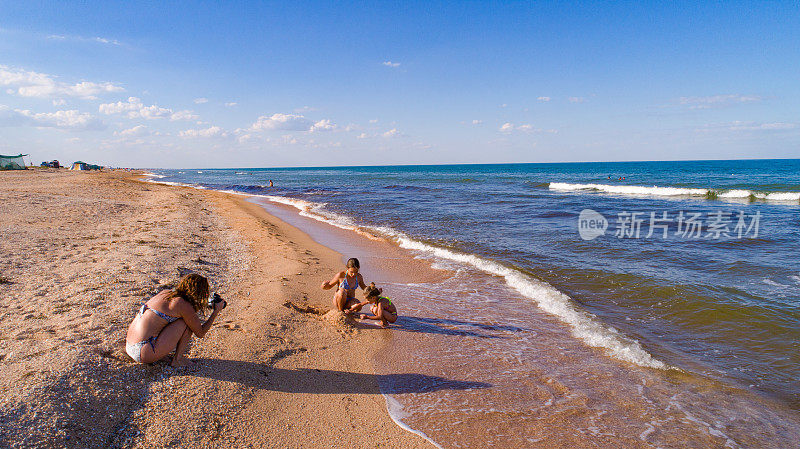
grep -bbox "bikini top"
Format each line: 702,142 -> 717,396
340,274 -> 358,290
139,304 -> 180,323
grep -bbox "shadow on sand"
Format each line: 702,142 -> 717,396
183,358 -> 491,395
389,315 -> 533,339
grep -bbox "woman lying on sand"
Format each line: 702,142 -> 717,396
352,283 -> 397,327
125,274 -> 226,367
321,257 -> 367,312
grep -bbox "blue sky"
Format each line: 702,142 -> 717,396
1,1 -> 798,168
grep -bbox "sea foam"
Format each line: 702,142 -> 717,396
383,395 -> 443,449
549,182 -> 800,202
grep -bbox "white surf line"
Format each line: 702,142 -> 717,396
383,395 -> 444,449
549,182 -> 800,202
378,230 -> 669,370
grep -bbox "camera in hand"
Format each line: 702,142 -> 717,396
210,292 -> 227,309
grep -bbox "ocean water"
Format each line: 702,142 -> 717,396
147,160 -> 800,446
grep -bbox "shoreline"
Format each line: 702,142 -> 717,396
174,175 -> 800,446
0,169 -> 433,448
5,168 -> 800,447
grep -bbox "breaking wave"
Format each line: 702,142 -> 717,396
548,182 -> 800,202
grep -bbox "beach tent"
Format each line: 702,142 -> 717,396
70,161 -> 103,170
0,154 -> 29,170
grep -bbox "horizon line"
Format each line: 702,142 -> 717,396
139,157 -> 800,171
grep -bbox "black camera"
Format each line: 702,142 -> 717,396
210,292 -> 227,309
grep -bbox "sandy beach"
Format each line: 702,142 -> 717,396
0,169 -> 431,448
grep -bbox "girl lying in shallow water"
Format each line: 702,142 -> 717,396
350,283 -> 397,327
125,274 -> 226,367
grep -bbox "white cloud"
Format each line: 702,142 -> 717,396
179,126 -> 228,138
369,119 -> 378,124
237,133 -> 257,143
537,96 -> 551,102
20,109 -> 101,129
0,65 -> 124,99
382,61 -> 401,68
225,102 -> 238,107
52,99 -> 66,106
310,119 -> 336,132
382,128 -> 400,138
679,94 -> 762,109
356,133 -> 368,139
93,37 -> 122,46
99,97 -> 168,118
471,119 -> 482,125
499,123 -> 554,134
250,113 -> 312,131
170,110 -> 200,121
250,113 -> 338,133
194,98 -> 209,104
48,34 -> 122,46
0,106 -> 105,130
98,97 -> 197,121
114,125 -> 149,137
568,97 -> 586,103
698,121 -> 798,132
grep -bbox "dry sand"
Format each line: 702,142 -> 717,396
0,169 -> 431,448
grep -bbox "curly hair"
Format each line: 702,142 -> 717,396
165,274 -> 210,311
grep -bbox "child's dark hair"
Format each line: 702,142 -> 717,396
364,282 -> 381,298
346,258 -> 360,269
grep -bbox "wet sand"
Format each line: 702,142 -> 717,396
0,169 -> 431,448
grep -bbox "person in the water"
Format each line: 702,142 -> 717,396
321,257 -> 367,312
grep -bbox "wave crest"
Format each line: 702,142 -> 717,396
549,182 -> 800,202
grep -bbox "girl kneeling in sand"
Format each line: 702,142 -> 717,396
354,283 -> 397,327
321,257 -> 367,312
125,274 -> 225,367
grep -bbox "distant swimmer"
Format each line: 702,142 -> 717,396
608,175 -> 612,180
268,179 -> 274,187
